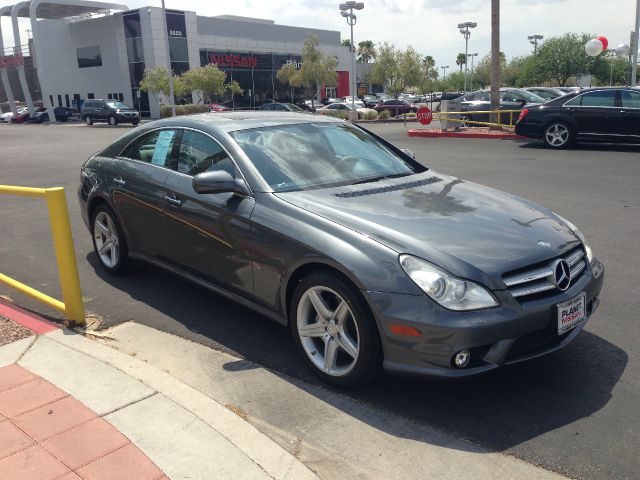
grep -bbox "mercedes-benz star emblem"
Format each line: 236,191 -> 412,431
553,259 -> 572,291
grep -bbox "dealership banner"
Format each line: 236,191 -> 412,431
0,55 -> 24,68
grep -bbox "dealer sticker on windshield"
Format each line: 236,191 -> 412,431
557,292 -> 587,335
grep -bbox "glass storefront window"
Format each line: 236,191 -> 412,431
126,37 -> 144,63
169,37 -> 189,62
123,12 -> 142,38
77,46 -> 102,68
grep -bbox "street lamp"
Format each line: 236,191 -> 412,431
339,1 -> 364,121
528,34 -> 543,55
458,21 -> 477,92
467,52 -> 478,90
440,65 -> 450,79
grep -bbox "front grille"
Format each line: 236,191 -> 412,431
502,248 -> 587,300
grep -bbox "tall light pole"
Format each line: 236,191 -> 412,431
458,21 -> 477,92
632,0 -> 640,85
528,34 -> 543,55
467,52 -> 478,90
161,0 -> 176,117
340,1 -> 364,121
441,65 -> 450,79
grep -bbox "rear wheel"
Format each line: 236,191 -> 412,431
543,122 -> 572,149
91,204 -> 130,274
84,116 -> 93,126
108,115 -> 118,126
460,114 -> 473,128
290,271 -> 382,387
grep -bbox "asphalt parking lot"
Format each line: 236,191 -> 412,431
1,121 -> 639,479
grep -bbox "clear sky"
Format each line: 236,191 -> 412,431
2,0 -> 637,67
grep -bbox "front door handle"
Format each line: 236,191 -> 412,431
164,194 -> 182,207
113,177 -> 125,186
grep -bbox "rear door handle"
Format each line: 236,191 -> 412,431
164,194 -> 182,207
112,177 -> 125,186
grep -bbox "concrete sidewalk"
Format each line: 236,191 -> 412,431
0,313 -> 318,480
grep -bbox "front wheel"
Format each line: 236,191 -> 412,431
84,116 -> 93,126
543,122 -> 572,149
290,271 -> 382,387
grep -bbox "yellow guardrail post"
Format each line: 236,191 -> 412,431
44,188 -> 85,325
0,185 -> 85,325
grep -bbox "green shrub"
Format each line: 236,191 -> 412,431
362,110 -> 378,120
320,110 -> 350,120
377,110 -> 391,120
160,104 -> 210,118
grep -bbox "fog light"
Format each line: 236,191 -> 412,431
453,350 -> 471,368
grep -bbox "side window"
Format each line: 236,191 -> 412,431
177,130 -> 235,177
621,90 -> 640,108
501,91 -> 521,102
568,90 -> 617,107
120,129 -> 177,167
469,92 -> 489,101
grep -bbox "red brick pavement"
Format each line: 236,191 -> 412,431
0,364 -> 168,480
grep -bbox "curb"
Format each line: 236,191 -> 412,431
0,299 -> 60,334
407,129 -> 527,140
0,306 -> 318,480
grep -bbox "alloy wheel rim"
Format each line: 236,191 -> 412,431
93,211 -> 119,268
546,124 -> 569,146
297,286 -> 360,377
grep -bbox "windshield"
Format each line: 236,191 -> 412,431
106,101 -> 131,109
231,123 -> 426,192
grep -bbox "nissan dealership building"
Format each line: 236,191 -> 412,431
0,1 -> 357,118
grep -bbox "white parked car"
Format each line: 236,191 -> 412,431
317,102 -> 377,119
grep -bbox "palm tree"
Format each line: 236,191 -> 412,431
422,55 -> 435,69
456,53 -> 467,73
357,40 -> 377,63
341,39 -> 353,51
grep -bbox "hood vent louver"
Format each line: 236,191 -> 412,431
332,176 -> 442,198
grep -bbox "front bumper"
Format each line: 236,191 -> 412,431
367,259 -> 604,377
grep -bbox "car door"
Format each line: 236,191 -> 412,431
161,128 -> 255,296
563,90 -> 619,140
619,89 -> 640,140
106,128 -> 178,257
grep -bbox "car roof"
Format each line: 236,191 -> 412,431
143,111 -> 340,133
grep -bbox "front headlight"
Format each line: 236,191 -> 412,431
399,255 -> 499,311
553,213 -> 593,263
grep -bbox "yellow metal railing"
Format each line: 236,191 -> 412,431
0,186 -> 85,325
434,109 -> 522,128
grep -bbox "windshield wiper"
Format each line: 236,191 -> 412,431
352,173 -> 411,185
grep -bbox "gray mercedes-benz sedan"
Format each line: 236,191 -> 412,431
78,112 -> 604,386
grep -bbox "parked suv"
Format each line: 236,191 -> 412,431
81,99 -> 140,126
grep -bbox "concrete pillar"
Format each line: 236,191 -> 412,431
29,2 -> 56,122
0,9 -> 19,115
11,2 -> 35,113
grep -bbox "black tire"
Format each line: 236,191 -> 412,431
108,115 -> 118,126
543,121 -> 572,149
131,119 -> 140,126
460,114 -> 473,128
290,270 -> 382,387
84,115 -> 93,126
90,204 -> 130,274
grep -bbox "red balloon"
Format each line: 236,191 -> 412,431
597,36 -> 609,51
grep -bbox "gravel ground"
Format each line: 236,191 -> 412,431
0,315 -> 33,346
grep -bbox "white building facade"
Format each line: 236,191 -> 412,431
0,2 -> 355,118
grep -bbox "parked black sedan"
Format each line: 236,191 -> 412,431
78,112 -> 604,386
515,87 -> 640,148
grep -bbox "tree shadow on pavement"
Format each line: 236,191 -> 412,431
85,252 -> 627,455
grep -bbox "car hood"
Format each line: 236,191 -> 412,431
275,171 -> 580,289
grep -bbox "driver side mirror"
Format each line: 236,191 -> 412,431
192,170 -> 251,197
401,148 -> 415,159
